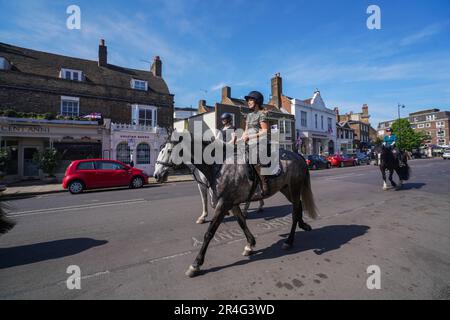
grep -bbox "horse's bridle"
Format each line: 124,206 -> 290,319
155,160 -> 177,168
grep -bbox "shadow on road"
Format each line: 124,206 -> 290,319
197,224 -> 370,276
219,204 -> 293,224
395,182 -> 426,191
0,238 -> 108,269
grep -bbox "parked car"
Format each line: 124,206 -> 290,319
352,152 -> 371,165
63,159 -> 149,194
443,149 -> 450,160
327,154 -> 357,167
306,155 -> 331,170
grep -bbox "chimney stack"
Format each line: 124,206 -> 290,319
362,104 -> 369,116
221,86 -> 231,102
334,107 -> 339,115
98,39 -> 107,67
271,73 -> 282,109
151,56 -> 162,77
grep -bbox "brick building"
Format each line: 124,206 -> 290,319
378,108 -> 450,147
336,105 -> 372,151
0,40 -> 173,180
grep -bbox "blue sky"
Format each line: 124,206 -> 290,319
1,0 -> 449,126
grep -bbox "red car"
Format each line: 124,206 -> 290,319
62,159 -> 148,194
327,154 -> 357,167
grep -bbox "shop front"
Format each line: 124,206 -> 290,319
107,123 -> 167,176
0,117 -> 105,182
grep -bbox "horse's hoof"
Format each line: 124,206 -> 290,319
196,218 -> 205,224
185,265 -> 200,278
282,243 -> 292,250
299,223 -> 312,231
242,245 -> 254,256
383,187 -> 388,191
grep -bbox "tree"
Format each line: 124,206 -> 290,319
32,148 -> 61,178
391,119 -> 426,151
0,148 -> 10,173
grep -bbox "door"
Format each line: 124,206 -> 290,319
23,147 -> 40,177
95,161 -> 130,187
75,161 -> 99,188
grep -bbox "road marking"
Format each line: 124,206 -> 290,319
8,199 -> 147,217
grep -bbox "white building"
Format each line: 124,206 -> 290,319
289,90 -> 337,155
174,107 -> 197,121
106,122 -> 167,176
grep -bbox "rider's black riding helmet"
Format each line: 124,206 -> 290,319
245,91 -> 264,107
220,113 -> 233,122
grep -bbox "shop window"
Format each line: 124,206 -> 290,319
136,143 -> 151,164
116,142 -> 131,164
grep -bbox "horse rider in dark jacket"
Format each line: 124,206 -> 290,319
383,128 -> 404,166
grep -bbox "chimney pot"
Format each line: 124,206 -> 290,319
98,39 -> 107,67
151,55 -> 162,77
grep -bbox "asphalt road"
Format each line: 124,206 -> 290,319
1,158 -> 449,299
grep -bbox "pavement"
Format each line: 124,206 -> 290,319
0,174 -> 194,198
0,157 -> 449,299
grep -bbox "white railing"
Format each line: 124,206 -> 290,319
111,122 -> 165,134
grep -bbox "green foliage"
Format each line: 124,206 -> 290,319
391,119 -> 427,151
0,148 -> 10,171
32,148 -> 61,177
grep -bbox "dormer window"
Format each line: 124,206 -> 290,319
131,79 -> 148,91
60,68 -> 83,81
0,57 -> 11,70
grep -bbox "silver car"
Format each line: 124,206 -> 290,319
443,149 -> 450,160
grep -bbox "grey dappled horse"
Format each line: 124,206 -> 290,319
154,138 -> 318,277
156,144 -> 263,224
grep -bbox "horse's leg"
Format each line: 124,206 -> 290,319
241,201 -> 250,218
257,199 -> 264,212
186,200 -> 229,277
280,187 -> 304,250
389,169 -> 397,188
196,183 -> 208,224
381,167 -> 388,190
231,206 -> 256,256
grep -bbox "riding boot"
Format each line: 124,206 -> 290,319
255,165 -> 270,196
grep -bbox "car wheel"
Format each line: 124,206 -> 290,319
340,162 -> 344,168
68,180 -> 84,194
130,176 -> 144,189
327,163 -> 331,169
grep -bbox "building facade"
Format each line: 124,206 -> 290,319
289,91 -> 337,155
336,122 -> 355,154
336,105 -> 372,151
195,74 -> 296,151
0,40 -> 173,180
377,108 -> 450,147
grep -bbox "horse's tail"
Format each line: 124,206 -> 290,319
301,168 -> 318,219
398,163 -> 411,181
0,203 -> 15,235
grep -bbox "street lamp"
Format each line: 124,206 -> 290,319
397,103 -> 406,149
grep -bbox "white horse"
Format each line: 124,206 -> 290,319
155,143 -> 263,224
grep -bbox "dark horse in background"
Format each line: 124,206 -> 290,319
373,144 -> 411,190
